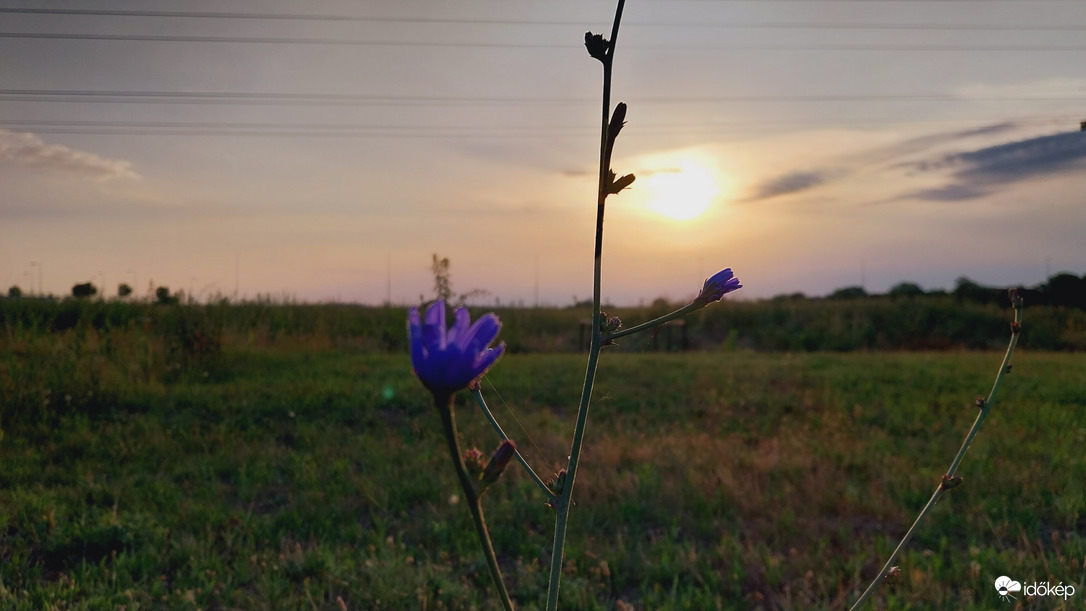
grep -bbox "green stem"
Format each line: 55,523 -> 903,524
605,302 -> 699,342
470,388 -> 555,499
435,393 -> 515,611
546,3 -> 626,610
849,299 -> 1022,610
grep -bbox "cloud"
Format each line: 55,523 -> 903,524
745,169 -> 830,201
908,184 -> 989,202
742,123 -> 1018,203
905,130 -> 1086,201
0,130 -> 140,181
931,131 -> 1086,181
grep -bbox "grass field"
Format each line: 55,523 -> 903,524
1,336 -> 1083,609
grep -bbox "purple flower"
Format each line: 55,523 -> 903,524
696,268 -> 742,304
408,300 -> 505,394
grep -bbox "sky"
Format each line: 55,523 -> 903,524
2,0 -> 1085,306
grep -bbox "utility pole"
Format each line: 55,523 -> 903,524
387,252 -> 392,305
30,261 -> 42,295
534,254 -> 540,307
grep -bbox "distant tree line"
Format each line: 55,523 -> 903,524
4,282 -> 183,304
779,272 -> 1086,310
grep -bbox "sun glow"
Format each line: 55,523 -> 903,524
645,161 -> 721,221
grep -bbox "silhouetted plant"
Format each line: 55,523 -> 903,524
117,283 -> 133,299
430,253 -> 453,302
7,285 -> 21,298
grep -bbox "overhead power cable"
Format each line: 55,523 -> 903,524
3,32 -> 1086,51
2,8 -> 1086,31
2,89 -> 1084,106
2,115 -> 1075,138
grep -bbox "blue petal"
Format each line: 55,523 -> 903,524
472,343 -> 506,379
447,306 -> 471,345
460,313 -> 501,356
422,300 -> 446,350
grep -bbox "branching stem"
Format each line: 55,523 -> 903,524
545,3 -> 626,610
605,302 -> 699,342
848,297 -> 1023,610
470,388 -> 555,499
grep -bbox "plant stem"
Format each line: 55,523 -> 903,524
470,388 -> 555,499
546,3 -> 626,610
848,298 -> 1022,610
605,302 -> 699,342
435,393 -> 516,611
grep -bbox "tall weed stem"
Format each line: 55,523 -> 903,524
434,392 -> 516,611
849,291 -> 1024,610
545,2 -> 627,609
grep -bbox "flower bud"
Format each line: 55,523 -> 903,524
480,440 -> 516,490
463,448 -> 486,480
547,469 -> 567,495
607,103 -> 627,153
607,171 -> 636,194
694,268 -> 742,306
598,311 -> 622,333
584,32 -> 609,62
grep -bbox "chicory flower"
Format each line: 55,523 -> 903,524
408,300 -> 505,394
695,268 -> 742,305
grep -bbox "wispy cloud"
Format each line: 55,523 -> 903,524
744,169 -> 830,201
910,131 -> 1086,181
742,122 -> 1082,204
0,130 -> 140,181
904,130 -> 1086,201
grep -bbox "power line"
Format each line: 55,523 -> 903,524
2,115 -> 1074,138
1,89 -> 1083,106
3,8 -> 1086,31
4,32 -> 1086,51
0,89 -> 584,106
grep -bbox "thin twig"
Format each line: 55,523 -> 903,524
849,292 -> 1023,610
605,302 -> 699,341
470,387 -> 556,499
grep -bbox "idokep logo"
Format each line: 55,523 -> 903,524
995,575 -> 1076,602
994,576 -> 1021,601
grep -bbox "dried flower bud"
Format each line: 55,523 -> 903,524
941,474 -> 963,490
1008,287 -> 1023,308
607,102 -> 627,150
598,311 -> 622,333
584,32 -> 609,62
607,171 -> 636,194
547,469 -> 567,495
464,448 -> 486,480
481,440 -> 516,489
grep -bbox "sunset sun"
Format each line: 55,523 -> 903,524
645,162 -> 720,221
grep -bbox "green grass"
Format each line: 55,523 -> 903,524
1,346 -> 1083,610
